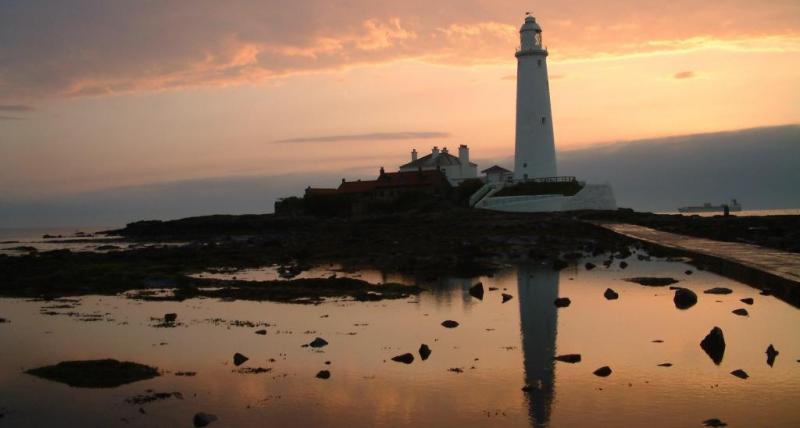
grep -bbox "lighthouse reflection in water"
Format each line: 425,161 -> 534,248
517,266 -> 559,426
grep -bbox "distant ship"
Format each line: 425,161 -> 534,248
678,199 -> 742,213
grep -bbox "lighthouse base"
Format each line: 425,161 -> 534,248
473,182 -> 617,213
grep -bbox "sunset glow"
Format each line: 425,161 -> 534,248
1,0 -> 799,199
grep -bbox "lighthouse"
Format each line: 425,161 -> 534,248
513,14 -> 557,181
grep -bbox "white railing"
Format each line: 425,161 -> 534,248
469,183 -> 493,207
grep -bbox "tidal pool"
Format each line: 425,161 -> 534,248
0,254 -> 798,427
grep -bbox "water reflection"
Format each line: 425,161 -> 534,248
517,265 -> 559,427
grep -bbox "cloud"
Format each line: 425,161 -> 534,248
673,71 -> 695,79
0,104 -> 35,112
1,0 -> 798,101
274,131 -> 450,144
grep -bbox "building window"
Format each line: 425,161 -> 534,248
537,59 -> 542,67
523,163 -> 527,168
541,116 -> 547,125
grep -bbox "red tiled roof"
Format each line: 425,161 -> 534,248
305,188 -> 339,196
337,180 -> 379,194
375,170 -> 449,188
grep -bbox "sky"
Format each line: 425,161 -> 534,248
1,0 -> 799,202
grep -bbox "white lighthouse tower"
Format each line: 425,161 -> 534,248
513,14 -> 557,181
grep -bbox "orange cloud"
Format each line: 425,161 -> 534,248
2,0 -> 799,101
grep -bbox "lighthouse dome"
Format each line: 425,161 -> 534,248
520,15 -> 541,33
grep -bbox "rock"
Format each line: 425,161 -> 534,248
554,354 -> 581,363
164,313 -> 177,323
593,366 -> 612,377
732,308 -> 748,316
740,297 -> 754,305
441,320 -> 459,328
657,363 -> 673,367
759,289 -> 772,296
419,344 -> 432,360
309,337 -> 328,348
624,277 -> 678,287
703,287 -> 732,295
233,353 -> 248,366
501,293 -> 514,303
254,329 -> 267,335
673,288 -> 698,309
685,270 -> 693,275
552,259 -> 568,271
602,259 -> 613,267
316,370 -> 330,379
703,418 -> 728,427
468,282 -> 484,300
554,297 -> 571,308
700,327 -> 726,365
730,369 -> 749,379
766,344 -> 779,367
604,288 -> 619,300
585,262 -> 596,270
619,261 -> 628,269
193,412 -> 218,427
488,287 -> 498,291
25,359 -> 159,388
391,353 -> 414,364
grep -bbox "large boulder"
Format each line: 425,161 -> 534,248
554,354 -> 581,364
309,337 -> 329,348
766,344 -> 779,367
391,353 -> 414,364
419,344 -> 432,361
700,327 -> 726,365
501,293 -> 514,303
468,282 -> 484,300
554,297 -> 571,308
593,366 -> 612,377
704,287 -> 733,295
233,353 -> 249,367
441,320 -> 459,328
673,288 -> 698,309
624,277 -> 678,287
316,370 -> 331,379
730,369 -> 749,379
732,308 -> 749,316
603,288 -> 619,300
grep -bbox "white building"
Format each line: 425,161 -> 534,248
513,14 -> 557,181
399,145 -> 478,185
470,14 -> 617,212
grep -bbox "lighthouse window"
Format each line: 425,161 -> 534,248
523,163 -> 527,168
537,59 -> 542,67
541,116 -> 547,124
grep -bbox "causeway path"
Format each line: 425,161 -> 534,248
594,222 -> 800,305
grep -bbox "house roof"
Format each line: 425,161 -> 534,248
306,169 -> 450,197
481,165 -> 512,174
337,180 -> 379,194
399,152 -> 476,169
304,188 -> 339,196
375,169 -> 450,189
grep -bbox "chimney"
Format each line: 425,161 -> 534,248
431,146 -> 440,158
442,147 -> 449,155
459,144 -> 469,164
379,166 -> 385,176
411,149 -> 418,162
341,178 -> 345,184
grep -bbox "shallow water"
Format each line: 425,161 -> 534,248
0,255 -> 798,427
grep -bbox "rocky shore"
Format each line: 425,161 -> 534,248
1,208 -> 797,300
